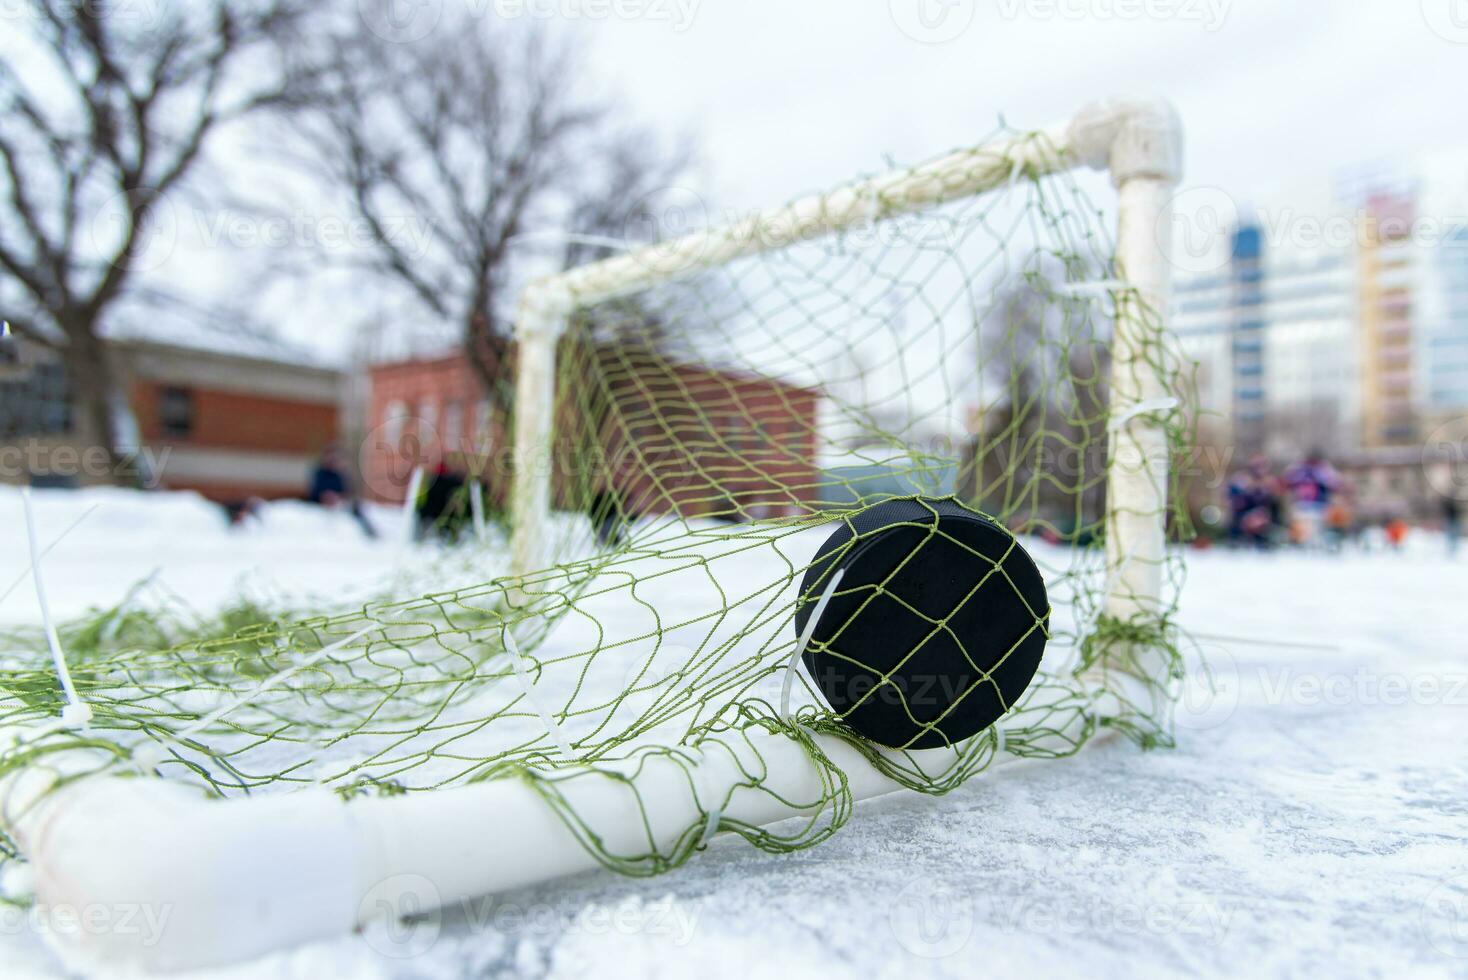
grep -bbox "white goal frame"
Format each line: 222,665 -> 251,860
508,97 -> 1182,626
1,98 -> 1182,973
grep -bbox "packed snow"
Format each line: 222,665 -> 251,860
1,487 -> 1465,979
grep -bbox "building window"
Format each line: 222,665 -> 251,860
444,399 -> 464,452
475,399 -> 494,450
158,386 -> 195,438
418,400 -> 439,437
383,399 -> 407,444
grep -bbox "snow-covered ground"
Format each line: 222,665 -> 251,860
2,488 -> 1466,979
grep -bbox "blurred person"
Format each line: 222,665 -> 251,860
1226,454 -> 1283,550
416,464 -> 469,542
1444,496 -> 1462,557
308,445 -> 378,539
1283,449 -> 1342,548
590,485 -> 629,548
223,496 -> 267,529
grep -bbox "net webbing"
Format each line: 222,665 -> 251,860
0,124 -> 1193,884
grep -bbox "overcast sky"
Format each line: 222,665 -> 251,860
319,0 -> 1467,360
574,0 -> 1466,214
17,0 -> 1460,360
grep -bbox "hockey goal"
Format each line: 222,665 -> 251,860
0,97 -> 1190,971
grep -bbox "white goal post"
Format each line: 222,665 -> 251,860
1,98 -> 1183,973
509,96 -> 1181,621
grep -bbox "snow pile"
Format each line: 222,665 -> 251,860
0,487 -> 405,625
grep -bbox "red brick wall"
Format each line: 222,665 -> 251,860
364,354 -> 505,503
365,347 -> 822,517
575,351 -> 821,520
132,383 -> 338,454
129,381 -> 340,504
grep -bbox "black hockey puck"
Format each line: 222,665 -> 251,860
793,497 -> 1049,750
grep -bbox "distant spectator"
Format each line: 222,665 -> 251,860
308,445 -> 377,539
1284,449 -> 1342,547
1284,449 -> 1341,505
1445,496 -> 1462,557
417,464 -> 479,542
223,496 -> 266,529
1226,454 -> 1283,549
590,486 -> 629,548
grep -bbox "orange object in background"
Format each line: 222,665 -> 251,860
1290,517 -> 1311,546
1385,519 -> 1410,548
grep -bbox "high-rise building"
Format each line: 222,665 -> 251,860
1173,150 -> 1468,509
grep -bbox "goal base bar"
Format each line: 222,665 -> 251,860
1,683 -> 1145,972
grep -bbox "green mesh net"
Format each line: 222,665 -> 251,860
0,124 -> 1193,883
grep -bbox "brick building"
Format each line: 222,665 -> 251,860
118,338 -> 343,501
363,351 -> 495,504
1,334 -> 343,503
364,344 -> 822,520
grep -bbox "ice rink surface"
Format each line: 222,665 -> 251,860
1,488 -> 1465,979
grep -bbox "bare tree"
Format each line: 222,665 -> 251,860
968,258 -> 1112,532
0,0 -> 309,477
290,13 -> 688,414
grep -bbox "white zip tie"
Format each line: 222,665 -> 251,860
779,568 -> 846,724
503,630 -> 577,760
470,481 -> 487,542
0,502 -> 100,610
20,488 -> 92,730
400,465 -> 425,551
1108,397 -> 1180,433
132,620 -> 385,773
